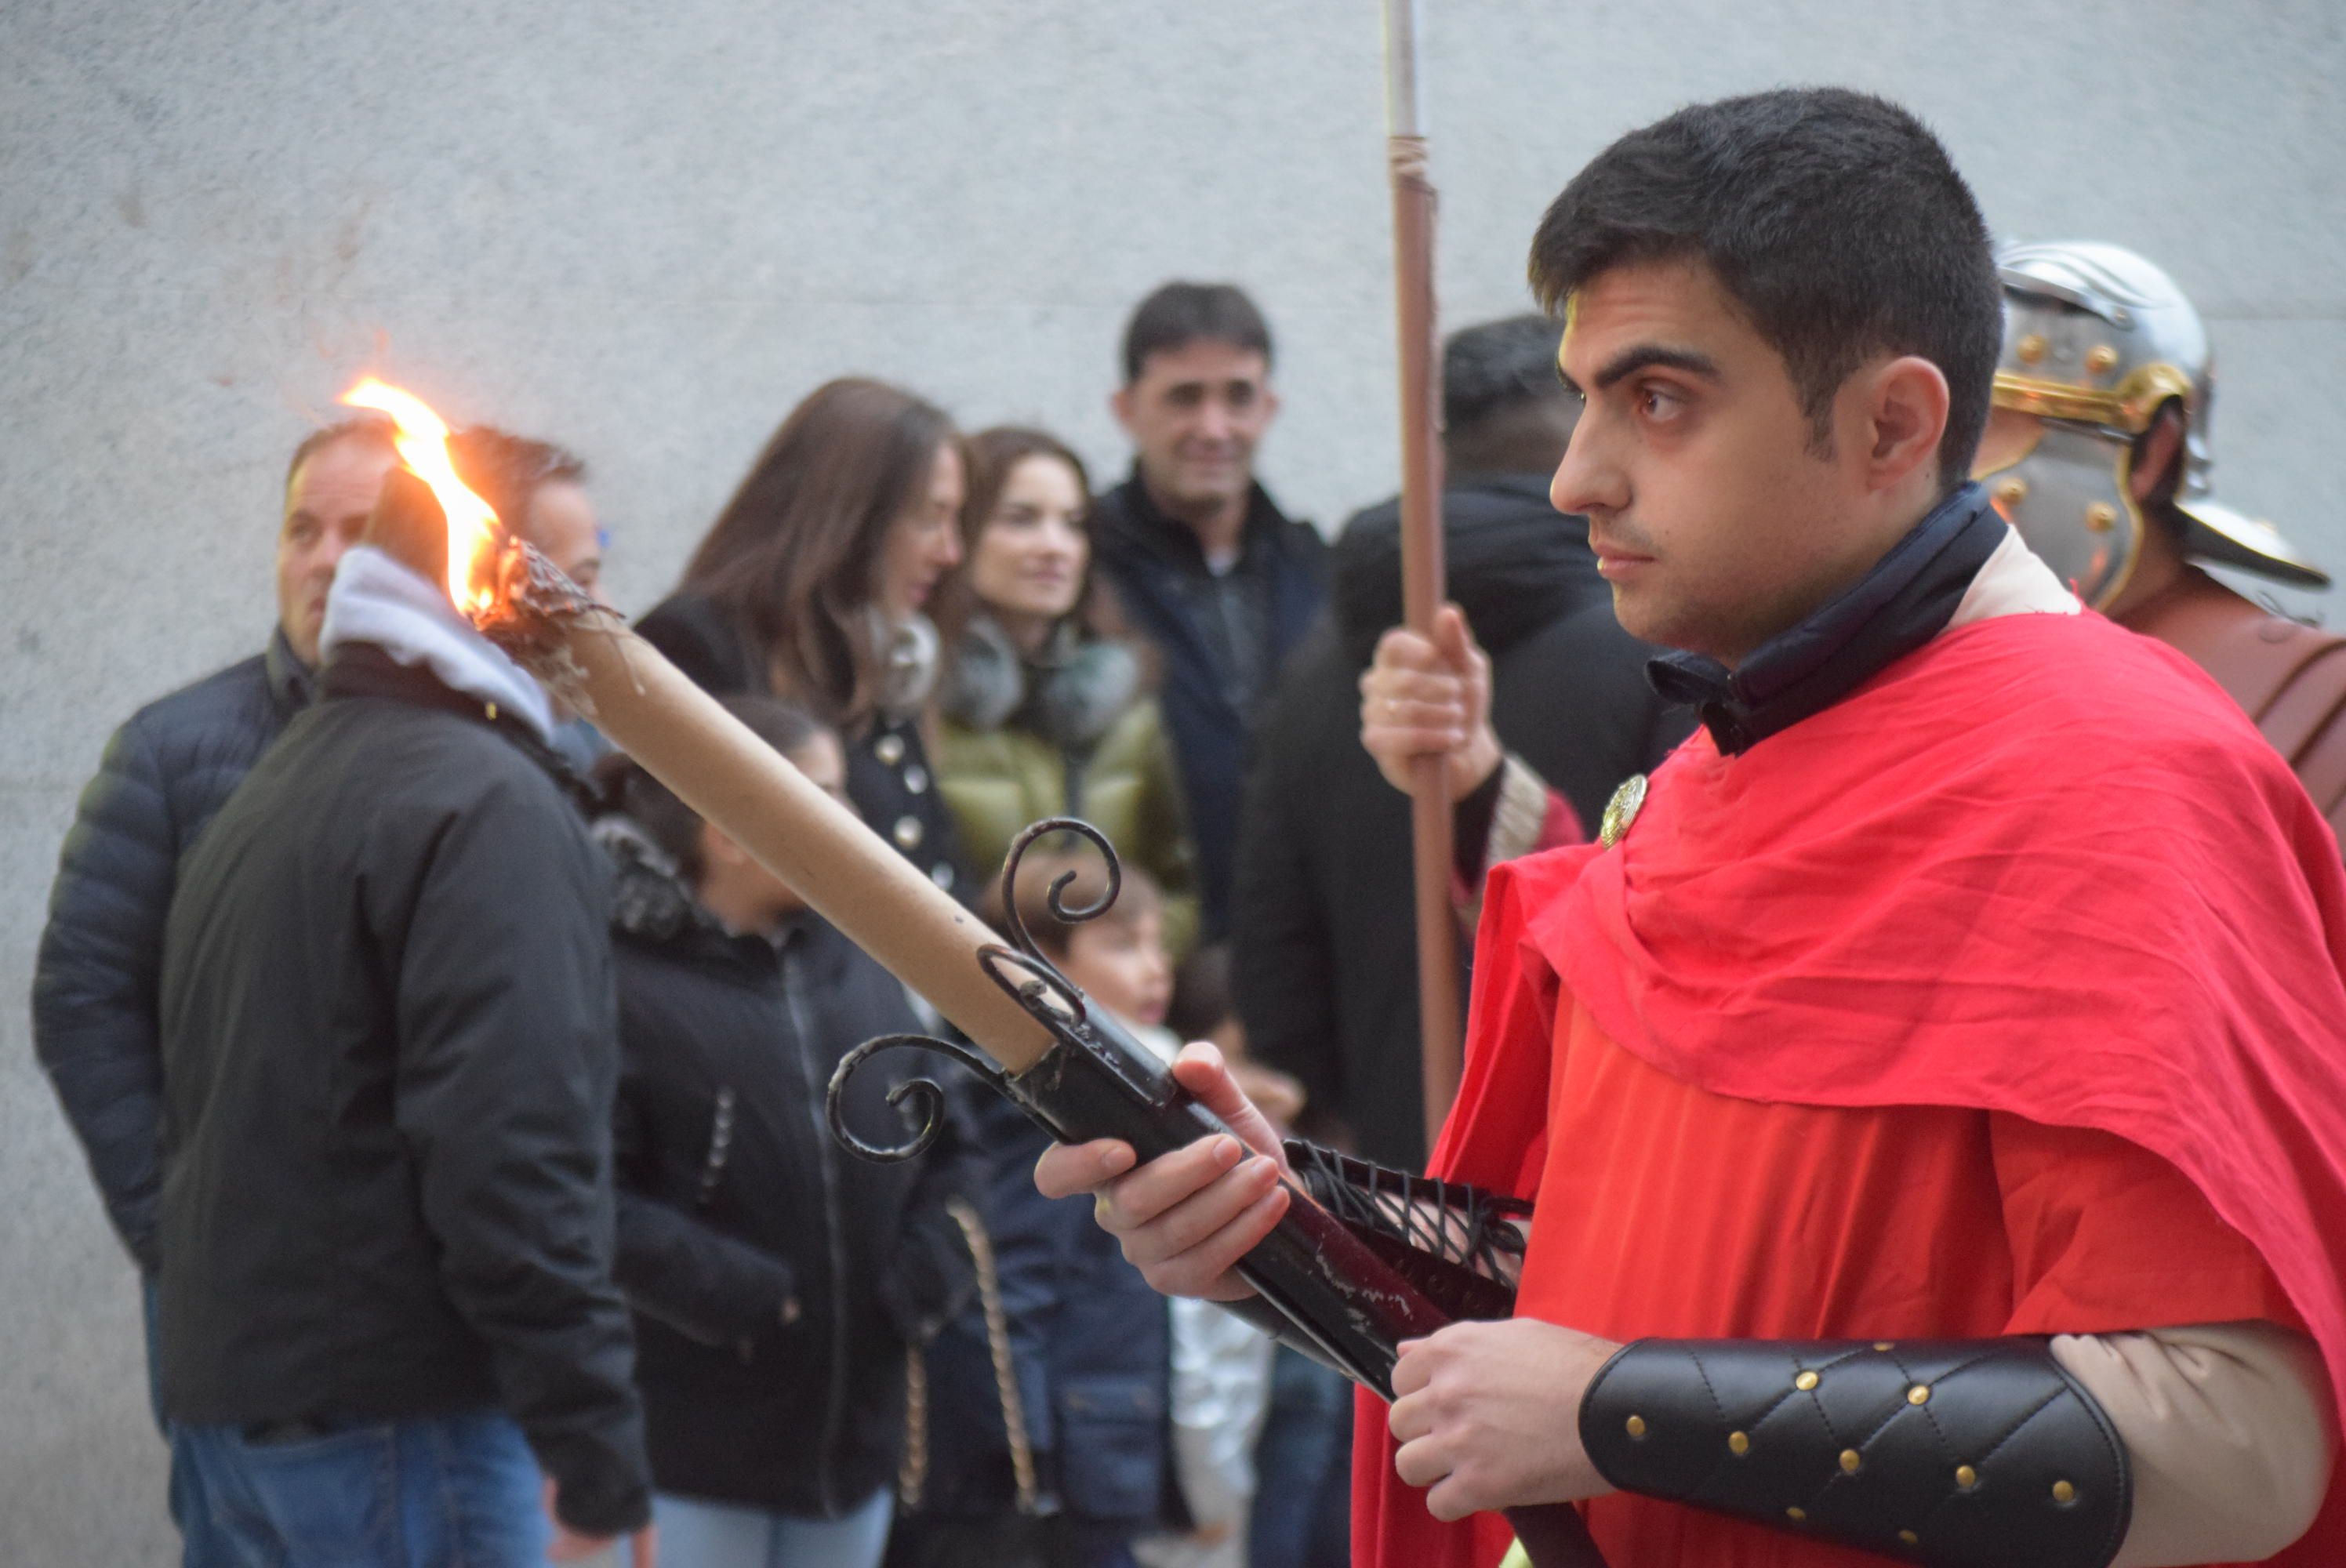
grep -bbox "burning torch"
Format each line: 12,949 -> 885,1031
345,380 -> 1603,1568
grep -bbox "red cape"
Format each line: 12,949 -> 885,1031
1360,610 -> 2346,1565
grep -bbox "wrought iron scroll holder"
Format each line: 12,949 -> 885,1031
823,817 -> 1607,1568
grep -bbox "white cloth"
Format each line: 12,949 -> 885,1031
319,546 -> 554,742
1127,1018 -> 1276,1537
1947,522 -> 2081,628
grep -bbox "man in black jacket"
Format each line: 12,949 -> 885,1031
594,699 -> 978,1562
155,518 -> 652,1565
1092,282 -> 1327,938
30,416 -> 395,1559
1233,315 -> 1687,1170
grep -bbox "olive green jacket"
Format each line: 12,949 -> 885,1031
935,699 -> 1200,959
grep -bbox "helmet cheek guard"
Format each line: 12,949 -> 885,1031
1982,241 -> 2328,603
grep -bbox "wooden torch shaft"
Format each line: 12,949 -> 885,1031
561,617 -> 1057,1074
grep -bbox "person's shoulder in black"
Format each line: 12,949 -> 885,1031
637,588 -> 763,695
158,638 -> 649,1540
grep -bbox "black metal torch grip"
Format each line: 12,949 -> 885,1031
824,818 -> 1603,1567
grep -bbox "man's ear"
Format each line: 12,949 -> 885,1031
1109,384 -> 1138,437
2129,407 -> 2186,504
1861,356 -> 1951,493
1259,383 -> 1282,430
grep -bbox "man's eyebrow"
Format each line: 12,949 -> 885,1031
1592,344 -> 1721,390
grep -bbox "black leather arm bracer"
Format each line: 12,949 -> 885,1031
1579,1337 -> 2131,1568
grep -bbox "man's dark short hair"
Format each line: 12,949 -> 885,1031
1120,282 -> 1273,385
1443,314 -> 1570,434
1527,88 -> 2001,491
284,416 -> 397,495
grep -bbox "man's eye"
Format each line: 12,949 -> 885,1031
1638,385 -> 1684,419
1226,385 -> 1256,408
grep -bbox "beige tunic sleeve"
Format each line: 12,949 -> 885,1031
2054,1322 -> 2336,1567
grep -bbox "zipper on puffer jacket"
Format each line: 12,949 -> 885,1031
783,946 -> 851,1517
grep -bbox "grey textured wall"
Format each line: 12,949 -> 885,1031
4,1 -> 2341,1559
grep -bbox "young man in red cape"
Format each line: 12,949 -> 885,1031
1038,87 -> 2346,1568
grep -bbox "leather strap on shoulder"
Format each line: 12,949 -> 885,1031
1580,1337 -> 2130,1568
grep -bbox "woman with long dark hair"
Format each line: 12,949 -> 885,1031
931,427 -> 1198,949
638,378 -> 970,895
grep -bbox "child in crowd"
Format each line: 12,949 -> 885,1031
594,696 -> 980,1568
1027,858 -> 1276,1568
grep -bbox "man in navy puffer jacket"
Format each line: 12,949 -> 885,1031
28,417 -> 394,1559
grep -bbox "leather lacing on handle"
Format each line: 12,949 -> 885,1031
1285,1140 -> 1531,1286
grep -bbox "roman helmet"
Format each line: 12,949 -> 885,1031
1977,241 -> 2327,608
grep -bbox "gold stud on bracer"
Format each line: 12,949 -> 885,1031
1786,1507 -> 1807,1523
1839,1449 -> 1862,1475
1795,1370 -> 1820,1392
1955,1465 -> 1978,1490
1625,1415 -> 1647,1439
1728,1432 -> 1750,1457
1873,1342 -> 1894,1353
1898,1530 -> 1920,1547
1907,1385 -> 1930,1406
2053,1479 -> 2077,1505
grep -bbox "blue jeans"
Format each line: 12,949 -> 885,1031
143,1277 -> 239,1567
652,1487 -> 892,1568
1245,1348 -> 1349,1568
172,1410 -> 547,1567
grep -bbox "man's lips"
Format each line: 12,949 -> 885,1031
1593,547 -> 1655,579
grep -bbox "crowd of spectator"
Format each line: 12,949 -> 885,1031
31,280 -> 1672,1568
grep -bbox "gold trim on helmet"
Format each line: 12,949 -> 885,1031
1989,363 -> 2195,436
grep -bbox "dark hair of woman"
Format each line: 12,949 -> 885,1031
681,377 -> 958,730
933,426 -> 1095,648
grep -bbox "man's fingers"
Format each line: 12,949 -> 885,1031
1362,666 -> 1472,706
1033,1138 -> 1137,1201
630,1526 -> 659,1568
1390,1338 -> 1436,1399
1371,626 -> 1444,674
1394,1432 -> 1453,1492
1120,1152 -> 1283,1265
1091,1133 -> 1248,1234
1425,1475 -> 1480,1523
1135,1180 -> 1291,1294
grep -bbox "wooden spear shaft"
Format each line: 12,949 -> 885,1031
1384,0 -> 1465,1156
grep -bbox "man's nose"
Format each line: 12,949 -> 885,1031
933,525 -> 964,569
1550,417 -> 1625,517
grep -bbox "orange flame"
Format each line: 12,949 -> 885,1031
339,378 -> 502,615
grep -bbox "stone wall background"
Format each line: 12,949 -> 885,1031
5,2 -> 2339,1558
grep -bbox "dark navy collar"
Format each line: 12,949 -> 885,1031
264,626 -> 316,715
1111,463 -> 1292,574
1649,483 -> 2004,755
